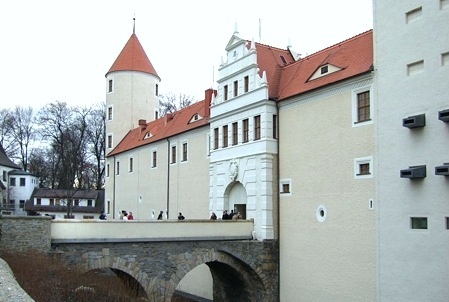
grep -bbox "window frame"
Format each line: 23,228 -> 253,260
233,80 -> 238,97
354,156 -> 374,179
182,142 -> 188,162
352,85 -> 373,127
244,76 -> 249,93
171,145 -> 177,164
223,125 -> 228,148
107,78 -> 114,93
224,85 -> 228,101
280,179 -> 292,196
129,157 -> 134,173
107,106 -> 113,121
214,128 -> 219,149
107,134 -> 113,149
19,178 -> 25,186
152,150 -> 157,168
232,122 -> 238,145
254,115 -> 261,140
243,119 -> 249,143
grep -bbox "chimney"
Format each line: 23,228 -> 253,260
138,119 -> 146,132
204,88 -> 216,117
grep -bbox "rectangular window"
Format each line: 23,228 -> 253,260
20,178 -> 25,186
107,107 -> 113,120
244,76 -> 249,93
357,91 -> 370,122
152,151 -> 157,167
87,200 -> 93,207
55,199 -> 60,206
406,7 -> 422,24
224,85 -> 228,101
446,217 -> 449,229
116,161 -> 120,175
10,178 -> 16,186
36,198 -> 41,205
19,200 -> 25,209
171,145 -> 177,164
214,128 -> 219,149
407,60 -> 424,76
182,143 -> 188,162
232,122 -> 238,145
107,135 -> 112,149
442,52 -> 449,66
74,199 -> 79,206
223,125 -> 228,148
359,163 -> 370,175
155,84 -> 159,96
411,217 -> 428,229
273,115 -> 278,139
129,157 -> 133,173
155,110 -> 159,120
108,79 -> 113,92
49,198 -> 54,206
280,179 -> 292,195
320,65 -> 329,74
243,119 -> 249,143
254,115 -> 261,140
107,201 -> 111,214
233,80 -> 238,97
2,171 -> 6,181
83,215 -> 94,220
106,164 -> 110,177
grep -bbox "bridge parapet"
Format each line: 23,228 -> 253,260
51,219 -> 254,243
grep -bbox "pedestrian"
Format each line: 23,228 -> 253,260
123,212 -> 128,221
99,212 -> 107,220
210,212 -> 217,220
128,212 -> 134,220
222,210 -> 228,220
157,211 -> 163,220
178,212 -> 185,220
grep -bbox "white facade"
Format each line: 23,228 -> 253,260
209,35 -> 278,240
374,1 -> 449,301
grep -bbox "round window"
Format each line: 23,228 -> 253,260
316,205 -> 327,222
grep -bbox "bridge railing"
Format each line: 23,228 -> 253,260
51,219 -> 254,243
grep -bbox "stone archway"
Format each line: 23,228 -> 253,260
169,248 -> 268,302
224,181 -> 247,219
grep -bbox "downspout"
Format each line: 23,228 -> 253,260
275,99 -> 281,302
113,156 -> 116,220
166,138 -> 170,219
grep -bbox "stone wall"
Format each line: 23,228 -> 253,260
0,216 -> 51,253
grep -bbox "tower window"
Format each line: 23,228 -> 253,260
214,128 -> 219,149
244,76 -> 249,93
108,79 -> 113,93
224,85 -> 228,101
254,115 -> 261,140
182,142 -> 188,162
223,125 -> 228,148
320,66 -> 328,74
232,122 -> 238,145
357,91 -> 371,122
234,81 -> 238,97
171,145 -> 177,164
107,106 -> 113,121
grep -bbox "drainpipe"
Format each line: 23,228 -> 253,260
166,138 -> 170,219
113,156 -> 116,220
275,99 -> 281,302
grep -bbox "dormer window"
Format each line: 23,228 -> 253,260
320,66 -> 329,74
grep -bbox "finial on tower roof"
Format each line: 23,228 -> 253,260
234,22 -> 239,35
133,16 -> 136,34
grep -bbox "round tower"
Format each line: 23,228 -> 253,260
105,30 -> 160,151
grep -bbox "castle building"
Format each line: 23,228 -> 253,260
104,2 -> 448,299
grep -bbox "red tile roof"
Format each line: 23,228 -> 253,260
106,33 -> 160,79
107,89 -> 215,157
276,30 -> 373,100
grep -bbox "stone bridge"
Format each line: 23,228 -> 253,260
0,216 -> 279,301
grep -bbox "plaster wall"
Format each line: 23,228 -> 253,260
278,78 -> 376,301
374,1 -> 449,301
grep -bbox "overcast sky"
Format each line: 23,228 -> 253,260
0,0 -> 373,110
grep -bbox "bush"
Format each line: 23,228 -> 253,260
0,251 -> 146,302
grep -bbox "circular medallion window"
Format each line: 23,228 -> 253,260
316,205 -> 327,222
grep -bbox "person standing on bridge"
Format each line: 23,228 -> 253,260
178,212 -> 185,220
128,212 -> 134,220
210,212 -> 217,220
157,211 -> 163,220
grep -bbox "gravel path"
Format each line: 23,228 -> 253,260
0,258 -> 34,302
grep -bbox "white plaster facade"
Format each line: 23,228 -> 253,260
374,1 -> 449,301
4,170 -> 39,215
209,35 -> 278,240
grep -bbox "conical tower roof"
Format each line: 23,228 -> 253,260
106,33 -> 160,79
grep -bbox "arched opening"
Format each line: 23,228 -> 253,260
224,181 -> 247,219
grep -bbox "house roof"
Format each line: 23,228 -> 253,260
276,30 -> 373,100
106,33 -> 160,80
252,42 -> 296,99
0,144 -> 20,169
26,188 -> 105,214
9,170 -> 38,177
107,89 -> 215,157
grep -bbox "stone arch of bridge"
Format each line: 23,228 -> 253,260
78,253 -> 152,300
170,249 -> 268,301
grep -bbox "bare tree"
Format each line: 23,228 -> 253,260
158,93 -> 195,117
0,108 -> 15,158
8,106 -> 35,171
86,102 -> 106,189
